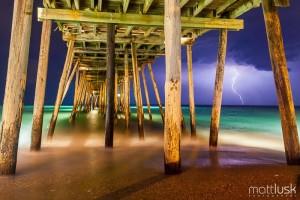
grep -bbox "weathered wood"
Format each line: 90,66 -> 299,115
229,0 -> 261,19
31,20 -> 52,151
74,69 -> 79,105
209,29 -> 228,147
187,44 -> 196,139
105,24 -> 115,148
0,0 -> 34,175
38,8 -> 244,30
48,40 -> 74,139
62,59 -> 80,101
164,0 -> 182,174
273,0 -> 290,7
114,68 -> 119,120
147,63 -> 165,122
141,67 -> 152,121
131,43 -> 144,140
124,53 -> 130,129
70,74 -> 85,123
262,0 -> 299,165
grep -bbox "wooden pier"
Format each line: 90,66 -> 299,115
0,0 -> 299,175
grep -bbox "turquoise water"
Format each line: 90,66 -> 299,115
0,106 -> 299,149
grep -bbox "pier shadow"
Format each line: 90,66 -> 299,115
97,174 -> 167,200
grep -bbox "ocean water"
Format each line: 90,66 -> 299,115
0,106 -> 299,151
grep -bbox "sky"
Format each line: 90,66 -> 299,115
0,1 -> 300,106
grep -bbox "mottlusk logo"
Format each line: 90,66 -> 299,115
249,184 -> 296,198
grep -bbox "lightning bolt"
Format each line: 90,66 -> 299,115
231,67 -> 244,105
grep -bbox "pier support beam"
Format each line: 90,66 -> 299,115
105,24 -> 115,148
0,0 -> 34,175
187,43 -> 196,139
47,40 -> 74,140
164,0 -> 182,174
114,68 -> 119,121
124,53 -> 130,129
131,43 -> 144,140
31,19 -> 52,151
262,0 -> 300,165
142,67 -> 152,121
148,63 -> 165,122
209,29 -> 228,148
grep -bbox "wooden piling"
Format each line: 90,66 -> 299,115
70,75 -> 85,123
47,40 -> 74,140
0,0 -> 34,175
114,68 -> 119,120
209,29 -> 228,148
142,67 -> 152,121
105,24 -> 115,148
31,20 -> 52,151
62,59 -> 80,101
187,43 -> 196,139
164,0 -> 182,174
131,43 -> 144,140
147,63 -> 165,122
262,0 -> 300,165
124,53 -> 130,128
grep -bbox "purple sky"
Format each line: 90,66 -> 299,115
0,1 -> 299,106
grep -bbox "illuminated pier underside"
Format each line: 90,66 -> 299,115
0,0 -> 298,175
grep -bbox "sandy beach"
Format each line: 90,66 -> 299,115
0,110 -> 299,200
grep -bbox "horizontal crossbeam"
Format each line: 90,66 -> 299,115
38,8 -> 244,30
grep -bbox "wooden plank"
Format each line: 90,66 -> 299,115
124,26 -> 134,36
164,0 -> 182,175
65,0 -> 72,8
209,29 -> 228,148
273,0 -> 290,7
193,0 -> 213,17
262,0 -> 299,165
97,0 -> 102,11
74,0 -> 80,10
143,0 -> 154,14
64,33 -> 165,44
38,8 -> 244,30
229,0 -> 261,19
0,0 -> 34,175
144,27 -> 156,37
180,0 -> 189,8
105,24 -> 115,148
216,0 -> 239,15
31,20 -> 52,151
123,0 -> 130,13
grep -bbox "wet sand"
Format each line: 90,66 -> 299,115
0,110 -> 299,200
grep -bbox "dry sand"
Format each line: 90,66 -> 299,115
0,110 -> 299,200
